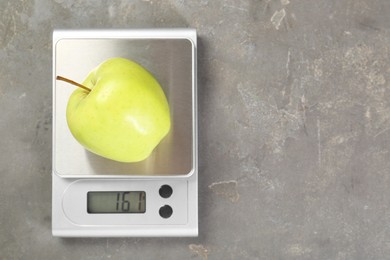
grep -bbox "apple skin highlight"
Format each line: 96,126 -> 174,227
64,57 -> 171,163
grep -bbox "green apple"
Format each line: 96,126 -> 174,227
59,57 -> 171,163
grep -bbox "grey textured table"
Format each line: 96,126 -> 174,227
1,0 -> 390,259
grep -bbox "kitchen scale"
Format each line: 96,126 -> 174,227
52,29 -> 198,237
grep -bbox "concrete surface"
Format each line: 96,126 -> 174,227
1,0 -> 390,259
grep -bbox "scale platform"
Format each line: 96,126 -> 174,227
52,29 -> 198,237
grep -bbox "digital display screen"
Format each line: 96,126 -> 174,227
87,191 -> 146,214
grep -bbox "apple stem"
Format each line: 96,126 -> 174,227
56,75 -> 91,92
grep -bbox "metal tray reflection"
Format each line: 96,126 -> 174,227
54,37 -> 194,177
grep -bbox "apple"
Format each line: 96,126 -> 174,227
57,57 -> 171,163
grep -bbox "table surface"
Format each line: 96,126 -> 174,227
1,0 -> 389,259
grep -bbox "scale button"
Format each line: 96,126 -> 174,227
159,205 -> 173,219
159,184 -> 173,198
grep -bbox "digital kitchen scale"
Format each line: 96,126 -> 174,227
52,29 -> 198,237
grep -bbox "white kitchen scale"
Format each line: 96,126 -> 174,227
52,29 -> 198,237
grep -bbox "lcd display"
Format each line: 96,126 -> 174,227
87,191 -> 146,214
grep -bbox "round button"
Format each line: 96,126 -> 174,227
159,184 -> 173,198
159,205 -> 173,219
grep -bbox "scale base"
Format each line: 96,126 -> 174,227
52,174 -> 198,237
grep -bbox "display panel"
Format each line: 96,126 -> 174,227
87,191 -> 146,214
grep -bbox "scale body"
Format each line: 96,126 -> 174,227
52,29 -> 198,237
